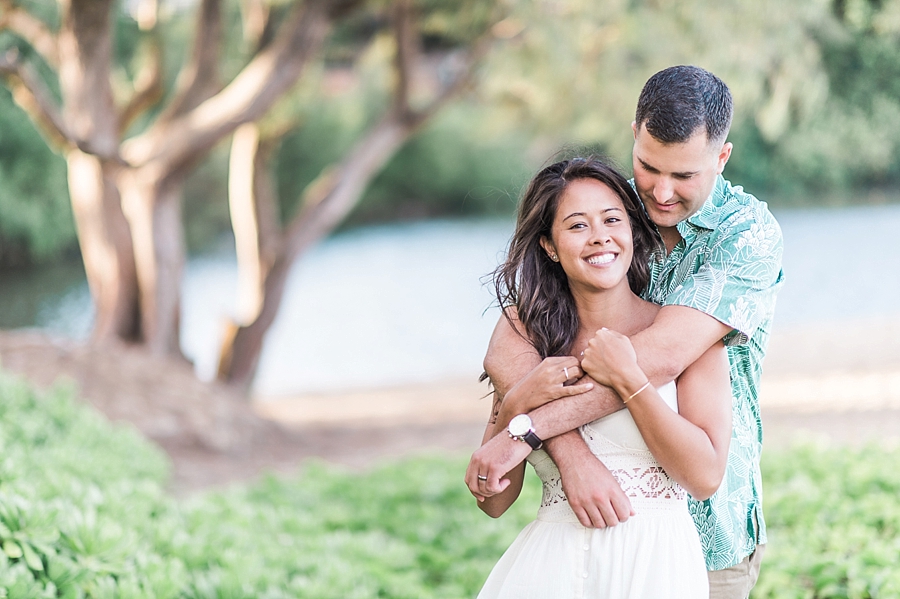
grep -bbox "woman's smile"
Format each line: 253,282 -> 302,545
585,252 -> 618,266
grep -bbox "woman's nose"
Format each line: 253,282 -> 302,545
590,225 -> 612,245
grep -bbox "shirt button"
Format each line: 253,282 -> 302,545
583,573 -> 589,578
583,545 -> 590,551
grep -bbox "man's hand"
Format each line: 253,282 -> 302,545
546,431 -> 635,528
465,432 -> 533,501
560,456 -> 635,528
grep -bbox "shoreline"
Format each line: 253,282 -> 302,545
254,316 -> 900,429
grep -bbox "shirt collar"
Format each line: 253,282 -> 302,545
676,175 -> 726,238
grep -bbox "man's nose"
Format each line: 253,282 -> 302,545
653,177 -> 674,203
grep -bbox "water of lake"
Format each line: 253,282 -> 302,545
2,203 -> 898,396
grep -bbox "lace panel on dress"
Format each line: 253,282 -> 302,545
527,417 -> 686,522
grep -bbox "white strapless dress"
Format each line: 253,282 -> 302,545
477,382 -> 708,599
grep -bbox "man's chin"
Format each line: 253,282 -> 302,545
647,211 -> 682,230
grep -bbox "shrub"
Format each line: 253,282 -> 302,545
754,443 -> 900,598
0,372 -> 539,598
2,372 -> 898,598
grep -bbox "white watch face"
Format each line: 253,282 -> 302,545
508,414 -> 533,437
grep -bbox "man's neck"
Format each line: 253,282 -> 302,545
659,226 -> 683,254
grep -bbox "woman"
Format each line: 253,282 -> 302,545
471,158 -> 732,598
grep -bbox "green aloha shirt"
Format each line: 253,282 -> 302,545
642,175 -> 785,571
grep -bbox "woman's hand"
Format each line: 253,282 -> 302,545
503,356 -> 593,415
581,328 -> 646,395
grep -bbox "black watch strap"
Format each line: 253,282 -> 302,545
521,429 -> 543,450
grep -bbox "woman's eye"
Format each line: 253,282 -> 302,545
569,222 -> 587,229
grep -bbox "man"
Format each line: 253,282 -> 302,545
466,65 -> 784,598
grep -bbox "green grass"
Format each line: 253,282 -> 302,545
0,372 -> 898,598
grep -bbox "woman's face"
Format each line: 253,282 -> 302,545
540,178 -> 634,294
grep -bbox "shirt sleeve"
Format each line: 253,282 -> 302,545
663,204 -> 785,346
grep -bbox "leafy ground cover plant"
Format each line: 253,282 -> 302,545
754,443 -> 900,598
1,372 -> 898,598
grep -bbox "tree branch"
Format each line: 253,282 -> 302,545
123,0 -> 363,170
0,1 -> 60,68
118,27 -> 165,135
240,0 -> 270,49
391,0 -> 415,118
392,4 -> 501,129
413,29 -> 495,125
157,0 -> 223,123
0,49 -> 72,150
134,0 -> 159,30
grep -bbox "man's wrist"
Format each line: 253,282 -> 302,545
545,431 -> 595,470
507,414 -> 543,450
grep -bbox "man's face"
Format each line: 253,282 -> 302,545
631,122 -> 732,234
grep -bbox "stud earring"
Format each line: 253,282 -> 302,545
549,253 -> 559,262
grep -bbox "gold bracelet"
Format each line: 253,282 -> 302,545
624,380 -> 651,404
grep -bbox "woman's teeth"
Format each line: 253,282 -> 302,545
587,254 -> 616,265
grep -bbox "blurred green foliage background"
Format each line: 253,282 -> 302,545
2,0 -> 900,269
1,374 -> 898,598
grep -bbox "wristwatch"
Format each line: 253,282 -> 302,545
507,414 -> 543,450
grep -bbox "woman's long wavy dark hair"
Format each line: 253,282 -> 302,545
492,157 -> 663,359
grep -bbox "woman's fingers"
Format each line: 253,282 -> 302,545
553,382 -> 593,399
542,356 -> 584,384
562,365 -> 583,384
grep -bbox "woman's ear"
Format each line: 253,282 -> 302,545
539,236 -> 559,262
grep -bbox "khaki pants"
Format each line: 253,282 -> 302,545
707,545 -> 766,599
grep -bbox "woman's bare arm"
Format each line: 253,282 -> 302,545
470,393 -> 527,517
582,331 -> 732,500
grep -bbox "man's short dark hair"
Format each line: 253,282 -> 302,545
635,65 -> 733,145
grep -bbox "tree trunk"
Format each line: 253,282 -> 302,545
59,0 -> 142,343
214,0 -> 493,391
227,123 -> 281,326
67,151 -> 141,342
217,117 -> 417,391
112,0 -> 346,358
118,168 -> 188,357
216,123 -> 280,381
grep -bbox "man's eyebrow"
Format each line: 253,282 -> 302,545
638,157 -> 698,177
637,158 -> 659,172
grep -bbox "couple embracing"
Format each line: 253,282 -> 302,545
466,65 -> 784,599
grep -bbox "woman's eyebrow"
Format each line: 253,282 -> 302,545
562,207 -> 622,221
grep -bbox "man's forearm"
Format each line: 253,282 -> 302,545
544,429 -> 594,463
529,307 -> 732,440
529,378 -> 623,440
630,305 -> 733,385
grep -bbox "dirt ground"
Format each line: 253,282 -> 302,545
2,318 -> 899,495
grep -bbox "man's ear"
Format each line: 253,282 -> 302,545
716,141 -> 733,174
631,121 -> 639,140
